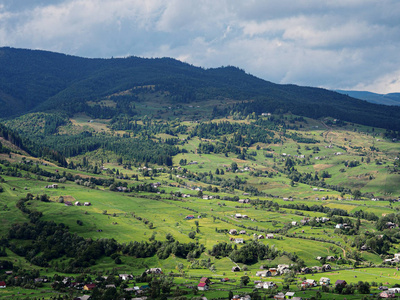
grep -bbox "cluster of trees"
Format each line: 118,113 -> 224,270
191,121 -> 277,147
35,132 -> 179,166
120,234 -> 204,260
229,241 -> 279,264
208,242 -> 235,258
110,114 -> 187,135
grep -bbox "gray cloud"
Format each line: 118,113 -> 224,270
0,0 -> 399,93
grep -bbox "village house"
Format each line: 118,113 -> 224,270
199,277 -> 211,284
45,184 -> 58,189
335,280 -> 347,287
291,221 -> 298,226
229,229 -> 238,235
266,233 -> 274,239
300,219 -> 309,225
239,230 -> 246,234
386,222 -> 396,229
119,274 -> 133,280
312,266 -> 322,272
322,264 -> 331,271
319,277 -> 331,285
361,244 -> 369,251
388,287 -> 400,294
197,282 -> 208,291
274,292 -> 285,299
117,186 -> 128,192
0,281 -> 6,288
262,281 -> 277,289
232,266 -> 241,272
258,234 -> 265,239
301,279 -> 317,288
232,295 -> 251,300
235,238 -> 244,244
285,291 -> 296,299
277,264 -> 290,274
74,201 -> 81,206
185,215 -> 195,220
75,296 -> 91,300
380,290 -> 396,298
326,256 -> 335,261
83,283 -> 96,291
269,268 -> 278,276
235,213 -> 242,218
256,270 -> 272,277
146,268 -> 162,274
238,198 -> 250,204
84,202 -> 91,206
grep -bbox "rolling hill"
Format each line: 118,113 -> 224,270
1,47 -> 400,131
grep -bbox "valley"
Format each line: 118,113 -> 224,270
0,47 -> 400,299
1,111 -> 400,299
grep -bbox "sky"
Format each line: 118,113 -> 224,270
0,0 -> 399,94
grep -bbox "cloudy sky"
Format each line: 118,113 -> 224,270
1,0 -> 399,94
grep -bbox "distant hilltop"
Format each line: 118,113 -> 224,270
335,90 -> 400,106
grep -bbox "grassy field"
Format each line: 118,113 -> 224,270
1,114 -> 400,298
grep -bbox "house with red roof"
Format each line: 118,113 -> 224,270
198,282 -> 208,291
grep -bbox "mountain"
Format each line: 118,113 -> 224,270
335,90 -> 400,106
1,47 -> 400,130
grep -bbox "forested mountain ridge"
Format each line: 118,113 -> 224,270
1,47 -> 400,130
335,90 -> 400,106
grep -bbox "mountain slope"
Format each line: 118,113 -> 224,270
1,47 -> 400,130
335,90 -> 400,106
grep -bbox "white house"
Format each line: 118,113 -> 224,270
262,281 -> 276,289
319,277 -> 330,285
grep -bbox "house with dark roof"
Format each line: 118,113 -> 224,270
199,277 -> 211,284
83,283 -> 96,291
335,280 -> 347,287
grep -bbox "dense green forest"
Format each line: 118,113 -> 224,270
2,47 -> 400,131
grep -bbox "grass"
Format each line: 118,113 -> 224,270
1,115 -> 400,298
